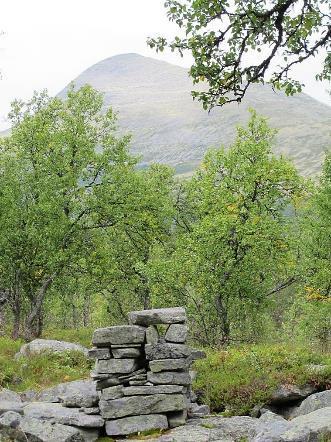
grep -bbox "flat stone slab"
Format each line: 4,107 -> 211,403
165,324 -> 188,343
112,347 -> 142,358
146,326 -> 159,345
99,393 -> 186,419
100,385 -> 124,401
92,325 -> 146,346
23,402 -> 104,428
106,414 -> 168,436
128,308 -> 186,326
123,385 -> 184,396
269,383 -> 316,404
88,347 -> 111,360
145,343 -> 191,360
147,371 -> 191,386
96,358 -> 139,374
149,358 -> 189,373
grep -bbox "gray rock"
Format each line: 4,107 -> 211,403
188,403 -> 210,418
187,349 -> 206,363
145,343 -> 191,360
123,385 -> 184,396
129,380 -> 148,386
106,414 -> 168,436
24,380 -> 98,407
146,326 -> 159,345
15,339 -> 88,358
0,411 -> 22,428
0,401 -> 24,415
149,359 -> 189,373
92,325 -> 146,346
100,385 -> 124,401
111,343 -> 142,348
19,417 -> 85,441
87,347 -> 111,360
128,308 -> 187,326
23,402 -> 104,428
95,358 -> 139,374
148,371 -> 191,386
95,377 -> 121,390
73,426 -> 100,442
290,390 -> 331,418
270,383 -> 316,404
0,389 -> 22,403
99,393 -> 186,419
168,409 -> 187,428
79,407 -> 99,415
58,380 -> 98,408
112,347 -> 142,358
118,368 -> 146,382
253,411 -> 290,442
165,325 -> 188,343
279,406 -> 331,441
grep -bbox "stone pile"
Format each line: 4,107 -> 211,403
89,307 -> 201,437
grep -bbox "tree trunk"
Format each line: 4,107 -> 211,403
24,275 -> 54,340
215,294 -> 231,345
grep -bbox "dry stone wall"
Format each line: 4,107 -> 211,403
89,307 -> 203,437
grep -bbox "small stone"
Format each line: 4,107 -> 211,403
165,324 -> 188,343
100,385 -> 124,401
145,343 -> 191,360
88,347 -> 111,360
168,409 -> 187,428
111,343 -> 142,348
147,371 -> 191,386
92,325 -> 146,346
149,358 -> 189,373
96,358 -> 139,374
112,347 -> 142,358
128,307 -> 186,326
123,385 -> 184,396
95,378 -> 121,390
187,349 -> 206,363
105,414 -> 168,436
0,411 -> 22,428
118,369 -> 147,382
129,380 -> 148,386
146,326 -> 159,345
99,393 -> 186,419
188,403 -> 210,418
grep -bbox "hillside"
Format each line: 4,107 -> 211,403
34,54 -> 331,175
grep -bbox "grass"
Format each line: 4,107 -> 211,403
42,327 -> 94,348
0,335 -> 92,392
194,343 -> 331,416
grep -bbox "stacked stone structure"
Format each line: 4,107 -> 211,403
89,307 -> 199,437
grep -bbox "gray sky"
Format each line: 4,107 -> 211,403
1,0 -> 330,130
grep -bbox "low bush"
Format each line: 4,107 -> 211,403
194,343 -> 331,415
0,337 -> 92,392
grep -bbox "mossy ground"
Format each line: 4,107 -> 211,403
194,343 -> 331,415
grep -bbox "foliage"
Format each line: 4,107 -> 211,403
147,111 -> 303,345
194,343 -> 331,415
0,337 -> 91,392
148,0 -> 331,109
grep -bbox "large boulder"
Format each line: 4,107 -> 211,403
0,389 -> 21,403
289,390 -> 331,418
15,339 -> 88,359
269,383 -> 316,404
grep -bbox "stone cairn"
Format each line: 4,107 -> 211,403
88,307 -> 205,437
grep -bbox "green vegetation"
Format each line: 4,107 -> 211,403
149,0 -> 331,108
0,86 -> 329,417
0,336 -> 91,392
194,344 -> 331,415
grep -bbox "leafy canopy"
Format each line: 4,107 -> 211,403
148,0 -> 331,109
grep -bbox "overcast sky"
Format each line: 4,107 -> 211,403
0,0 -> 330,130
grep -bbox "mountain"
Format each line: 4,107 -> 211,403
58,54 -> 331,175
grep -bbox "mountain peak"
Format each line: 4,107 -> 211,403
61,54 -> 331,176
